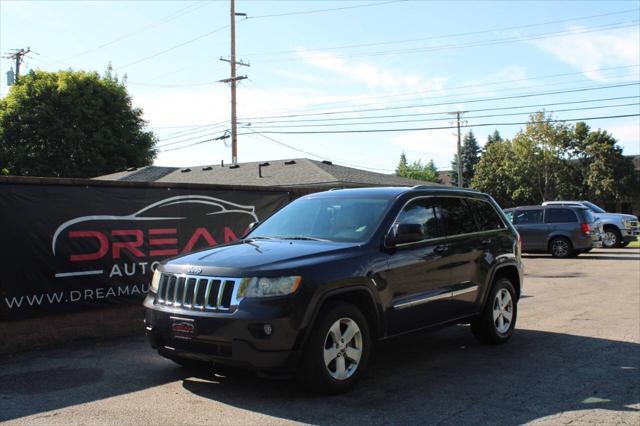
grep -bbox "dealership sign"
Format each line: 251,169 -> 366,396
0,183 -> 289,320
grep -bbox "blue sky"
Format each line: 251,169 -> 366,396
1,0 -> 638,173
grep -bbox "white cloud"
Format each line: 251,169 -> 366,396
296,49 -> 447,93
532,26 -> 640,81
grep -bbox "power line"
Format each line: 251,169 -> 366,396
252,20 -> 638,64
159,132 -> 230,152
156,121 -> 228,142
240,82 -> 640,120
244,102 -> 640,129
247,65 -> 639,115
248,0 -> 405,19
168,105 -> 638,151
64,1 -> 211,61
243,131 -> 398,173
237,113 -> 640,135
244,95 -> 640,126
115,24 -> 229,71
241,8 -> 638,56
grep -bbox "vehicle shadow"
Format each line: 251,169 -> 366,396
523,254 -> 639,261
181,327 -> 639,425
1,329 -> 637,424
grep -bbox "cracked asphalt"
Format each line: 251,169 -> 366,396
1,248 -> 639,425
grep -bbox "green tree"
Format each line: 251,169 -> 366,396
510,111 -> 573,202
396,152 -> 408,176
396,153 -> 440,183
485,130 -> 503,147
471,113 -> 634,207
581,128 -> 636,202
451,130 -> 481,187
471,139 -> 517,207
0,68 -> 156,178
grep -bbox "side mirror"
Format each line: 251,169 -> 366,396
243,221 -> 260,238
387,223 -> 425,246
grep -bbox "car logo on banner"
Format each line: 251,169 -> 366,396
51,195 -> 258,279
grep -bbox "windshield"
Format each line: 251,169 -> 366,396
582,201 -> 606,214
248,195 -> 393,243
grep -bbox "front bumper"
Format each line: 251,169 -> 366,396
621,227 -> 638,243
143,295 -> 302,372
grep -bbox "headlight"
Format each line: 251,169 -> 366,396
150,270 -> 161,293
238,276 -> 302,298
623,219 -> 633,229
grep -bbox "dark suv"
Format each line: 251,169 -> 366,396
503,205 -> 598,258
144,186 -> 523,393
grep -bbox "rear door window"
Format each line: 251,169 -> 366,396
396,198 -> 444,239
546,208 -> 578,223
513,209 -> 543,225
467,199 -> 506,231
435,197 -> 478,236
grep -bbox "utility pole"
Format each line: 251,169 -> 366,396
3,47 -> 31,83
449,111 -> 467,188
219,0 -> 248,165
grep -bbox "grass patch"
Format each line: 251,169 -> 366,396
627,240 -> 639,248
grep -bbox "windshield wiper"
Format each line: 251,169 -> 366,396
278,235 -> 331,242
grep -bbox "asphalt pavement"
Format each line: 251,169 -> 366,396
1,248 -> 639,425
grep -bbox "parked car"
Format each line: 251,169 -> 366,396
503,205 -> 600,258
542,201 -> 638,248
143,186 -> 523,394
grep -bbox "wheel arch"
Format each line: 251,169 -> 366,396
296,285 -> 383,352
486,263 -> 522,302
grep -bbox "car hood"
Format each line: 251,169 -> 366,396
594,212 -> 638,221
162,239 -> 359,275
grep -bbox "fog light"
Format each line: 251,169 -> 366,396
263,324 -> 273,336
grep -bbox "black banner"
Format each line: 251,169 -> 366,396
0,183 -> 290,320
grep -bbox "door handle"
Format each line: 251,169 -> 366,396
434,245 -> 448,253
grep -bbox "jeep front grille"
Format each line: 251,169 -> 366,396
155,273 -> 242,312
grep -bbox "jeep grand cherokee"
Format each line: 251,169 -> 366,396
144,186 -> 523,394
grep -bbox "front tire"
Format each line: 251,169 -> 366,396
603,227 -> 622,248
297,302 -> 371,394
471,278 -> 517,344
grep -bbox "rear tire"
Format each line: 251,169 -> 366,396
297,302 -> 371,394
549,236 -> 572,258
471,278 -> 517,344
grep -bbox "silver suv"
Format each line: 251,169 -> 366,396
542,201 -> 638,248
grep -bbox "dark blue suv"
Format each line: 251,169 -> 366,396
144,186 -> 523,393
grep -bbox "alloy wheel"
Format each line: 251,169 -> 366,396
603,231 -> 618,248
492,288 -> 513,334
552,239 -> 569,257
323,317 -> 363,380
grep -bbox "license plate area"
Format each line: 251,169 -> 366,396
170,316 -> 196,339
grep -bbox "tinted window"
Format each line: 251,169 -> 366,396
467,199 -> 506,231
396,198 -> 444,239
546,208 -> 578,223
250,196 -> 392,243
513,209 -> 543,225
436,197 -> 478,236
545,209 -> 578,223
